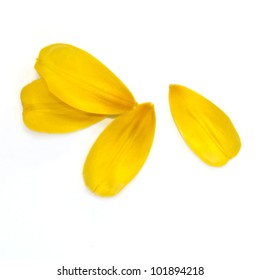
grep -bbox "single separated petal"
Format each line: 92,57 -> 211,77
21,79 -> 105,133
35,43 -> 137,115
83,103 -> 156,196
169,85 -> 241,166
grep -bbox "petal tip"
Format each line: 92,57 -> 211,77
141,102 -> 154,110
169,84 -> 182,89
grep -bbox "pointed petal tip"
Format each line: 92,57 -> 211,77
169,84 -> 187,93
169,84 -> 182,89
140,102 -> 154,110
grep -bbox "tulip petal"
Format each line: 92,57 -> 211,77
21,79 -> 105,133
83,103 -> 156,196
35,43 -> 137,115
169,85 -> 241,166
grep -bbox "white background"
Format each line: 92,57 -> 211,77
0,0 -> 259,279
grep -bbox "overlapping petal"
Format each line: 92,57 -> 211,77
83,103 -> 156,196
169,85 -> 241,166
21,79 -> 105,133
35,44 -> 137,115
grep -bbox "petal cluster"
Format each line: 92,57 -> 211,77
21,44 -> 155,196
35,44 -> 137,114
21,79 -> 105,133
169,85 -> 241,166
21,43 -> 241,197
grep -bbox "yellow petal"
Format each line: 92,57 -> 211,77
21,79 -> 105,133
83,103 -> 156,196
35,43 -> 137,115
169,85 -> 241,166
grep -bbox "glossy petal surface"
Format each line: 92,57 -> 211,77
169,85 -> 241,166
21,79 -> 105,133
35,43 -> 137,114
83,103 -> 156,196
